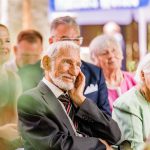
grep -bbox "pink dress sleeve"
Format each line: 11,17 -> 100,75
108,71 -> 136,111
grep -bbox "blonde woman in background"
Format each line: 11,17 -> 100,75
112,53 -> 150,150
89,34 -> 136,112
0,24 -> 22,150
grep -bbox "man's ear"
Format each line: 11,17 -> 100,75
49,37 -> 53,44
42,55 -> 51,71
13,45 -> 18,55
140,70 -> 145,81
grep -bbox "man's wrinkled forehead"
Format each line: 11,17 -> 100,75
56,47 -> 80,56
52,46 -> 79,61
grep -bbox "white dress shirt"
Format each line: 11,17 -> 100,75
42,77 -> 82,137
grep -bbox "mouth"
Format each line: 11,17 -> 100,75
108,61 -> 114,65
62,76 -> 75,82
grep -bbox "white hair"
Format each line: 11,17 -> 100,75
41,41 -> 80,68
89,34 -> 123,60
135,53 -> 150,84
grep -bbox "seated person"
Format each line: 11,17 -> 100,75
112,53 -> 150,150
4,29 -> 43,72
0,24 -> 22,150
18,41 -> 121,150
103,21 -> 126,70
17,16 -> 111,116
89,34 -> 136,111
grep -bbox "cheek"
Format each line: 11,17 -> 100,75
99,58 -> 107,68
32,45 -> 42,53
5,43 -> 11,50
145,77 -> 150,88
54,64 -> 69,77
16,48 -> 24,56
0,53 -> 9,64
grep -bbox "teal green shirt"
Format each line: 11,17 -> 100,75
112,87 -> 150,150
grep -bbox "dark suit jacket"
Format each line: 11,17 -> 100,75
18,81 -> 121,150
18,60 -> 111,116
81,61 -> 110,116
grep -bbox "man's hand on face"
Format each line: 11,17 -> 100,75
69,71 -> 86,107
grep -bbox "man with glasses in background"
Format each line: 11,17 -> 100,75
4,29 -> 43,92
5,29 -> 43,73
19,16 -> 111,116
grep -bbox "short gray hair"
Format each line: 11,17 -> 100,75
89,34 -> 122,60
50,16 -> 80,34
41,41 -> 80,68
135,53 -> 150,84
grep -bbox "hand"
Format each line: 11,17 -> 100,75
99,139 -> 113,150
69,71 -> 86,106
0,123 -> 19,141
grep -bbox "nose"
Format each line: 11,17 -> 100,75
108,51 -> 115,59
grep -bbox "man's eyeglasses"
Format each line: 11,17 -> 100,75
52,36 -> 83,45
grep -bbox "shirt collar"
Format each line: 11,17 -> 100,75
42,77 -> 64,98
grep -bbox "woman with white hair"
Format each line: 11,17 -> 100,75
112,53 -> 150,150
89,34 -> 136,111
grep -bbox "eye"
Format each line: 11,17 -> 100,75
112,48 -> 116,53
101,51 -> 108,55
62,59 -> 70,64
6,39 -> 10,43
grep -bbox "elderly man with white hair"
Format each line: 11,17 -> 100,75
112,53 -> 150,150
17,41 -> 121,150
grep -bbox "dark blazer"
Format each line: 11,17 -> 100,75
18,60 -> 111,116
81,61 -> 110,116
18,81 -> 121,150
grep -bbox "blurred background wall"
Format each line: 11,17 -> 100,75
0,0 -> 49,50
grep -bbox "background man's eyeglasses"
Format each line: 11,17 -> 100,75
52,36 -> 83,45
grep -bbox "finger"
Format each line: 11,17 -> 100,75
79,71 -> 85,82
7,124 -> 17,129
